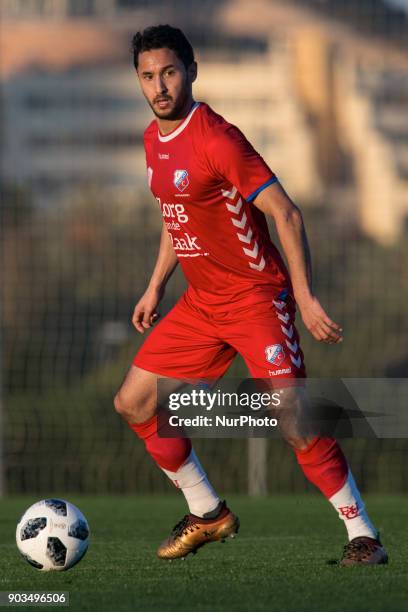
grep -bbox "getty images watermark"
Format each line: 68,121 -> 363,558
167,387 -> 282,429
157,378 -> 408,438
156,379 -> 302,438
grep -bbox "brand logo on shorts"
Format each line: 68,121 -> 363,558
174,169 -> 189,192
265,344 -> 285,366
268,368 -> 291,377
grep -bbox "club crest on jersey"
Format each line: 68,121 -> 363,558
174,169 -> 189,192
265,344 -> 285,366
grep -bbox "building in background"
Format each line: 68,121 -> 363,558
1,0 -> 408,241
220,0 -> 408,243
1,0 -> 133,18
2,64 -> 150,203
1,37 -> 322,207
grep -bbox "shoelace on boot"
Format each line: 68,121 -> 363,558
171,516 -> 200,538
342,538 -> 379,561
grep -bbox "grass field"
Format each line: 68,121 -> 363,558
0,494 -> 407,611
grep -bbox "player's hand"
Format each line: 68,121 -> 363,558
132,286 -> 163,334
297,295 -> 343,344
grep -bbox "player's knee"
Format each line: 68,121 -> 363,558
113,387 -> 156,423
113,391 -> 129,418
113,391 -> 140,421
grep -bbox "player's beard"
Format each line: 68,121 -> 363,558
150,87 -> 191,121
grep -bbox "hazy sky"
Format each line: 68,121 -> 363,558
386,0 -> 408,11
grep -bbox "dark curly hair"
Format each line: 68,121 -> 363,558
132,25 -> 195,71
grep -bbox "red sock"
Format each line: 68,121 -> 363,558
295,436 -> 348,498
129,414 -> 192,472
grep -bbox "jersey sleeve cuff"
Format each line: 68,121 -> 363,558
246,176 -> 278,202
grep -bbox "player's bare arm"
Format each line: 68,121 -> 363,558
253,181 -> 343,344
132,222 -> 178,333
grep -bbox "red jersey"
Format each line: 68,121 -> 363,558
144,101 -> 291,295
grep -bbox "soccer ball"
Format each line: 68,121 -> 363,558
16,498 -> 90,571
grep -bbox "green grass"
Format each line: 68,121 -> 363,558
0,495 -> 407,611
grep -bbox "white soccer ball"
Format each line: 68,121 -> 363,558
16,499 -> 90,571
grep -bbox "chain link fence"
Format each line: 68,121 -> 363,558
1,0 -> 408,495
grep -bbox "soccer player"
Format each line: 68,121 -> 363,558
114,25 -> 387,566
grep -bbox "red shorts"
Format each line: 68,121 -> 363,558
133,285 -> 306,380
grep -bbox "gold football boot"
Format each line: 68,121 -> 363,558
340,536 -> 388,566
157,500 -> 240,560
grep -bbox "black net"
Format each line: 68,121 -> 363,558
1,0 -> 408,494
